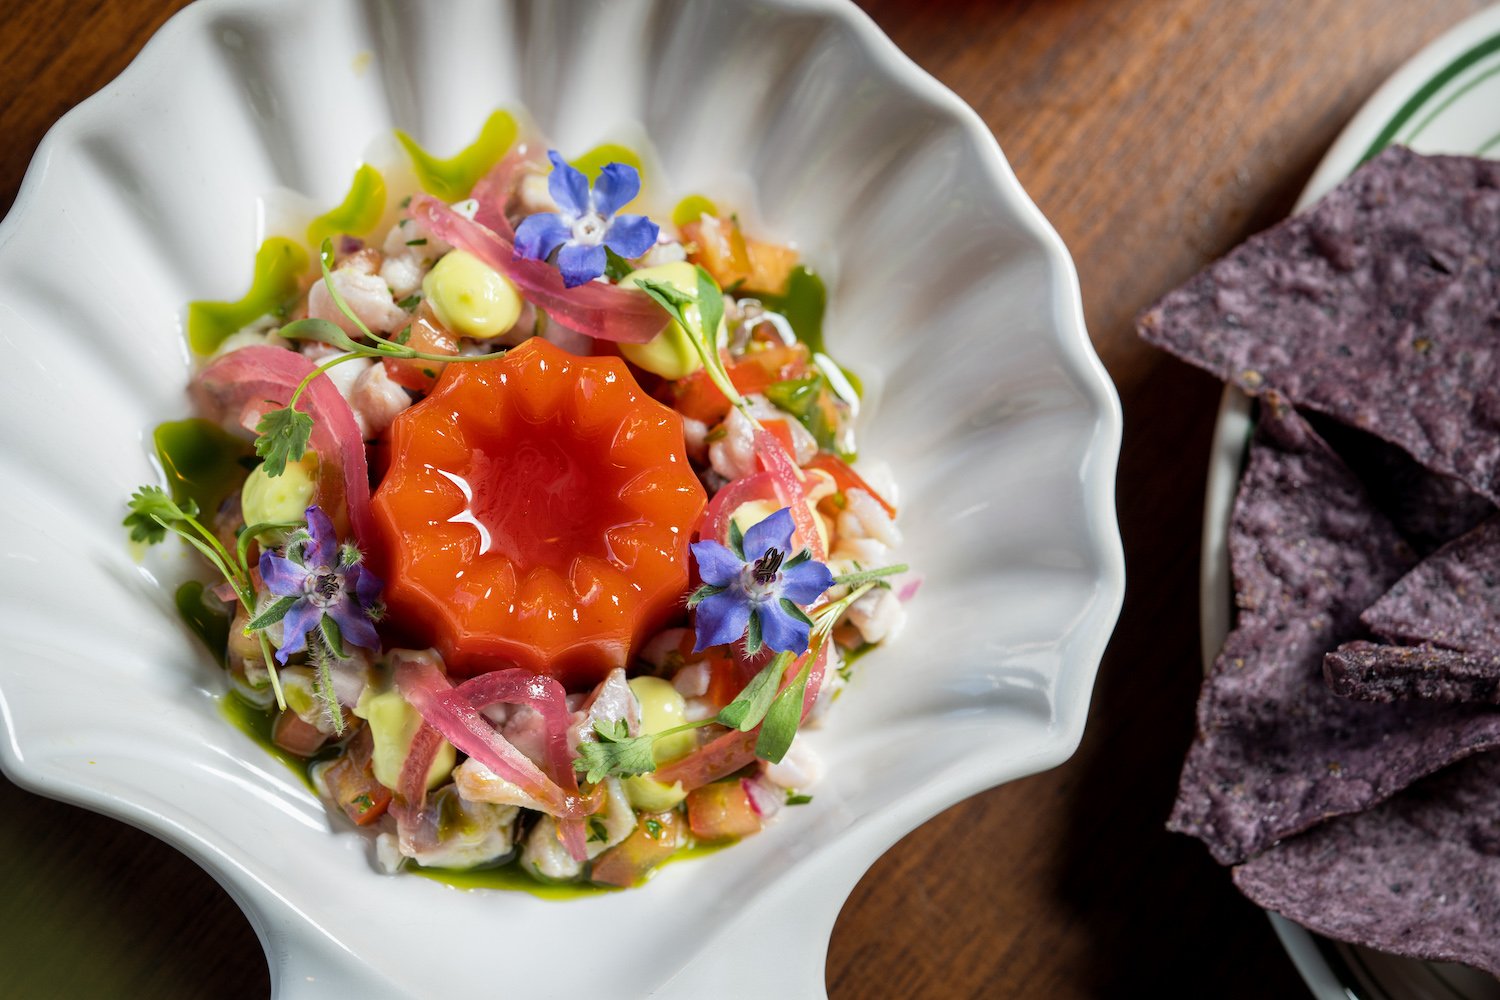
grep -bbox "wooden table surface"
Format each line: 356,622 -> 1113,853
2,0 -> 1490,996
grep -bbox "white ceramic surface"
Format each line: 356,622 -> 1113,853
0,1 -> 1124,996
1200,4 -> 1500,996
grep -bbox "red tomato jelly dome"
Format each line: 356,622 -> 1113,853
370,337 -> 707,688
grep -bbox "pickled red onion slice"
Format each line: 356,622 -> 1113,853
394,654 -> 593,860
194,345 -> 373,547
410,196 -> 664,344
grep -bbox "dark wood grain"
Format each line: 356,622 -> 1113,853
0,1 -> 1488,996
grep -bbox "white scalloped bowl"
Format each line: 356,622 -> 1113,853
0,1 -> 1122,995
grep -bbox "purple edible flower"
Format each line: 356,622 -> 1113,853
512,150 -> 659,288
258,506 -> 383,665
689,507 -> 834,655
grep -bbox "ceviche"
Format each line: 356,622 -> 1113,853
125,111 -> 913,889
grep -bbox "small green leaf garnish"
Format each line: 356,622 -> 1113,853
277,317 -> 361,353
755,656 -> 811,764
125,482 -> 294,711
253,407 -> 314,478
603,247 -> 635,282
695,265 -> 725,355
744,608 -> 764,656
779,598 -> 814,627
244,595 -> 298,631
319,613 -> 347,659
124,486 -> 197,544
573,719 -> 660,784
686,583 -> 725,609
830,563 -> 909,589
727,518 -> 746,560
785,792 -> 813,806
396,294 -> 421,312
716,651 -> 792,732
573,717 -> 717,784
634,271 -> 759,429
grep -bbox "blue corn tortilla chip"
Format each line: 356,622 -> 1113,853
1138,146 -> 1500,504
1304,414 -> 1493,556
1326,640 -> 1500,705
1169,398 -> 1500,865
1233,752 -> 1500,976
1361,515 -> 1500,651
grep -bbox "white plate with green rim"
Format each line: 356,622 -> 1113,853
1200,4 -> 1500,997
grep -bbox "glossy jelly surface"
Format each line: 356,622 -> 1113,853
371,338 -> 706,687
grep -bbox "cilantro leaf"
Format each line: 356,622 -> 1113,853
572,719 -> 659,784
124,486 -> 197,544
254,406 -> 314,478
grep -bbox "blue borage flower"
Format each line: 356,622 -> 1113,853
256,505 -> 383,665
513,151 -> 659,288
689,507 -> 834,655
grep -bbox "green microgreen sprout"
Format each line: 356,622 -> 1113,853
124,486 -> 301,710
634,266 -> 761,430
255,239 -> 511,477
574,571 -> 908,783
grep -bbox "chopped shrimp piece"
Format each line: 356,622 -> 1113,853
309,267 -> 408,337
452,757 -> 551,813
569,667 -> 640,753
761,735 -> 824,789
709,394 -> 817,481
379,216 -> 450,299
847,586 -> 905,645
349,361 -> 411,438
837,488 -> 902,548
522,815 -> 583,881
393,789 -> 518,868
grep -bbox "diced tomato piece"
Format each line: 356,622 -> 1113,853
700,653 -> 744,710
322,730 -> 392,826
763,419 -> 797,456
589,811 -> 683,888
742,239 -> 799,296
382,308 -> 458,393
681,216 -> 750,288
686,780 -> 764,840
661,343 -> 811,424
272,710 -> 329,757
806,453 -> 898,518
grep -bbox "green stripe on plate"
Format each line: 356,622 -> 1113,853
1359,30 -> 1500,163
1401,61 -> 1500,147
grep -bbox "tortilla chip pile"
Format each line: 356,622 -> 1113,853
1139,146 -> 1500,975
